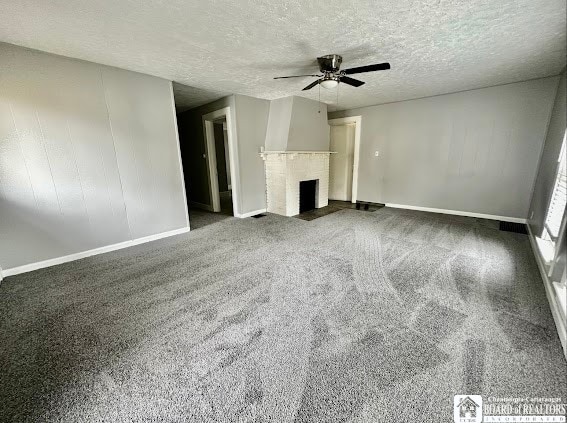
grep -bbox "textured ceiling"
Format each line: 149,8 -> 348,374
0,0 -> 565,111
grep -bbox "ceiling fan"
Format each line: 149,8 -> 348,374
274,54 -> 390,90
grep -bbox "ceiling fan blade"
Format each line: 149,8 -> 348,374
274,74 -> 321,79
343,62 -> 390,75
340,76 -> 365,87
302,80 -> 321,91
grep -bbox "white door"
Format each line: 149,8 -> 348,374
329,123 -> 355,201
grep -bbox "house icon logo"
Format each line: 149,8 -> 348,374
454,395 -> 482,423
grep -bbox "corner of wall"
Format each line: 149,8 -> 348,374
526,74 -> 564,235
168,80 -> 190,228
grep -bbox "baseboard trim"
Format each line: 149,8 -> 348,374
527,225 -> 567,358
385,203 -> 527,223
236,208 -> 267,219
1,227 -> 190,278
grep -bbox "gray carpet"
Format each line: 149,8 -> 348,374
0,207 -> 565,422
188,191 -> 233,229
188,208 -> 233,229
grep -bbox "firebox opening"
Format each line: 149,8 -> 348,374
299,180 -> 317,213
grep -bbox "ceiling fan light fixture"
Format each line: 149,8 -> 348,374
274,54 -> 390,92
320,79 -> 338,89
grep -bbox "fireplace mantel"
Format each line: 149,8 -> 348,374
259,151 -> 335,160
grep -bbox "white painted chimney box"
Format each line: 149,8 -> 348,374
260,151 -> 333,217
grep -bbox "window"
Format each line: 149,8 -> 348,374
538,131 -> 566,263
544,132 -> 567,240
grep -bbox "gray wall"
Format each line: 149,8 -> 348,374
0,43 -> 188,270
529,72 -> 566,236
177,94 -> 269,215
330,77 -> 560,219
287,96 -> 330,151
264,96 -> 330,152
265,97 -> 293,151
233,94 -> 270,213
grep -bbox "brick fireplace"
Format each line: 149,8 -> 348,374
260,151 -> 332,217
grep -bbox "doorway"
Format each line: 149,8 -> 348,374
211,118 -> 233,214
328,117 -> 362,203
202,107 -> 238,216
180,107 -> 238,229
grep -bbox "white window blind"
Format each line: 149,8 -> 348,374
544,132 -> 567,239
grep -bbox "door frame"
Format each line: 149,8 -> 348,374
202,107 -> 239,215
328,116 -> 362,204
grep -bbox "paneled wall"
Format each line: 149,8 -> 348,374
0,43 -> 188,270
330,76 -> 560,219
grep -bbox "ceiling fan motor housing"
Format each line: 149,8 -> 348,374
318,54 -> 343,73
274,54 -> 390,91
